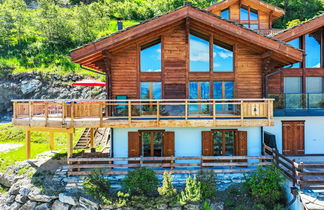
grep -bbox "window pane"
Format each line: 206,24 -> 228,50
190,34 -> 210,72
250,8 -> 258,20
213,41 -> 233,72
200,82 -> 210,99
306,77 -> 322,93
140,82 -> 150,99
250,24 -> 259,30
142,132 -> 151,157
221,9 -> 229,20
224,82 -> 234,98
213,82 -> 222,99
213,131 -> 223,155
140,42 -> 161,72
224,131 -> 234,156
284,77 -> 302,93
305,30 -> 321,68
153,132 -> 162,157
240,7 -> 249,20
189,82 -> 198,99
287,38 -> 301,68
152,82 -> 161,99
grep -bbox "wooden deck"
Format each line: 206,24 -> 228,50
12,98 -> 274,128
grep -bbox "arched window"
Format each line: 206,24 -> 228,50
140,40 -> 161,72
213,40 -> 234,72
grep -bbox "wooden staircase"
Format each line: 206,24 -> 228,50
74,128 -> 92,149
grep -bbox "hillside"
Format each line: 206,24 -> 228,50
0,0 -> 323,76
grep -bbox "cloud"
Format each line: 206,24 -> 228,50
190,38 -> 210,62
218,51 -> 233,59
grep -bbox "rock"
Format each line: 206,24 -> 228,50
20,200 -> 37,210
8,202 -> 22,210
51,200 -> 70,210
28,193 -> 53,202
71,205 -> 87,210
0,174 -> 23,188
168,207 -> 182,210
59,192 -> 79,205
15,194 -> 28,203
79,196 -> 99,210
6,194 -> 16,205
184,204 -> 200,210
21,79 -> 42,94
156,203 -> 168,209
19,187 -> 31,197
35,202 -> 51,210
211,202 -> 224,210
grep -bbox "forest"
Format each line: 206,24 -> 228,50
0,0 -> 323,75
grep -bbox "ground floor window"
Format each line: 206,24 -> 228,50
202,130 -> 247,156
141,131 -> 163,157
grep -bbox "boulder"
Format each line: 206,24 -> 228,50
28,193 -> 53,202
15,194 -> 28,204
0,174 -> 23,188
5,194 -> 16,205
100,204 -> 115,210
59,192 -> 79,205
8,202 -> 22,210
20,200 -> 37,210
21,79 -> 42,94
51,200 -> 70,210
71,205 -> 87,210
19,187 -> 31,197
184,204 -> 200,210
35,202 -> 51,210
79,196 -> 99,210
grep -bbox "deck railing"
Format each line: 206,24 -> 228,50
12,98 -> 274,128
264,144 -> 324,189
67,155 -> 273,176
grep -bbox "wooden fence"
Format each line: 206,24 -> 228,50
264,144 -> 324,189
67,155 -> 273,176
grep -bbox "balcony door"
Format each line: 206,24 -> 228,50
282,121 -> 304,155
214,81 -> 234,113
140,82 -> 161,115
189,81 -> 210,114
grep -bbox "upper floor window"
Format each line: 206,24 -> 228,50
305,29 -> 322,68
140,40 -> 161,72
287,38 -> 301,68
213,41 -> 234,72
240,6 -> 249,21
221,9 -> 229,20
250,8 -> 258,21
190,34 -> 210,72
240,5 -> 259,30
140,82 -> 161,99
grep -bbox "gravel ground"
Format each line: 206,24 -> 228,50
0,143 -> 23,153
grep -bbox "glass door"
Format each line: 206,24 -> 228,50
141,131 -> 163,157
140,82 -> 161,115
189,81 -> 210,115
214,81 -> 234,113
213,130 -> 235,156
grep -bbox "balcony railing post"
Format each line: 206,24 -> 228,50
185,100 -> 188,122
45,102 -> 49,127
240,100 -> 244,125
99,102 -> 103,127
128,101 -> 131,125
70,101 -> 74,127
13,102 -> 17,119
213,100 -> 216,126
157,101 -> 160,126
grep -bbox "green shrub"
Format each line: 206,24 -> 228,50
274,204 -> 284,210
158,171 -> 177,203
203,201 -> 212,210
225,200 -> 235,207
83,169 -> 111,201
235,205 -> 246,210
197,170 -> 217,200
116,191 -> 130,207
179,176 -> 202,205
253,204 -> 266,210
244,166 -> 285,207
122,167 -> 158,196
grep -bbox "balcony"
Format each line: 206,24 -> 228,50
12,98 -> 274,128
268,93 -> 324,116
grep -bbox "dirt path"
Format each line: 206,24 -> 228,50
0,143 -> 23,153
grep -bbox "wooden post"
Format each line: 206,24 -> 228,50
213,100 -> 216,126
67,133 -> 73,158
240,100 -> 244,126
49,132 -> 54,152
157,101 -> 160,127
128,101 -> 131,125
45,102 -> 49,127
90,128 -> 94,149
25,129 -> 31,159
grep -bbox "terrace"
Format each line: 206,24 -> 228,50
12,98 -> 274,128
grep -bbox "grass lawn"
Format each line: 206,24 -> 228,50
0,123 -> 83,172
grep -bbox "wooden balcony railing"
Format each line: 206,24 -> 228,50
12,98 -> 274,128
67,155 -> 273,176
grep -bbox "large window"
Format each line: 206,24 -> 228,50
140,82 -> 161,115
284,77 -> 302,109
214,81 -> 234,111
306,77 -> 324,108
190,32 -> 234,72
213,41 -> 233,72
189,81 -> 210,113
140,40 -> 161,72
190,34 -> 210,72
221,9 -> 229,20
240,5 -> 259,30
214,130 -> 235,156
305,30 -> 322,68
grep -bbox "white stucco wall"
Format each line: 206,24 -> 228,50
264,116 -> 324,154
112,126 -> 262,158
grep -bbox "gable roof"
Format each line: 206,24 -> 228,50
205,0 -> 285,22
272,14 -> 324,41
70,5 -> 302,71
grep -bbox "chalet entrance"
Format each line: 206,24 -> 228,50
282,121 -> 305,155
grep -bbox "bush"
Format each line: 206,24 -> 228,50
122,167 -> 158,196
179,176 -> 202,205
274,204 -> 284,210
116,191 -> 130,207
83,169 -> 111,201
158,171 -> 177,203
253,204 -> 266,210
244,166 -> 285,207
197,170 -> 217,200
235,205 -> 246,210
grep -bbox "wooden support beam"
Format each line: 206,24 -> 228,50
49,132 -> 54,152
67,133 -> 73,158
24,127 -> 74,133
25,129 -> 31,159
90,128 -> 94,149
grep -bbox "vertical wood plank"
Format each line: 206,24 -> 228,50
90,128 -> 94,149
49,132 -> 54,152
67,133 -> 73,158
26,129 -> 31,159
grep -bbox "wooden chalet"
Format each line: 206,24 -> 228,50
14,0 -> 321,176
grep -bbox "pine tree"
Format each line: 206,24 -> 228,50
179,176 -> 202,205
158,171 -> 177,201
